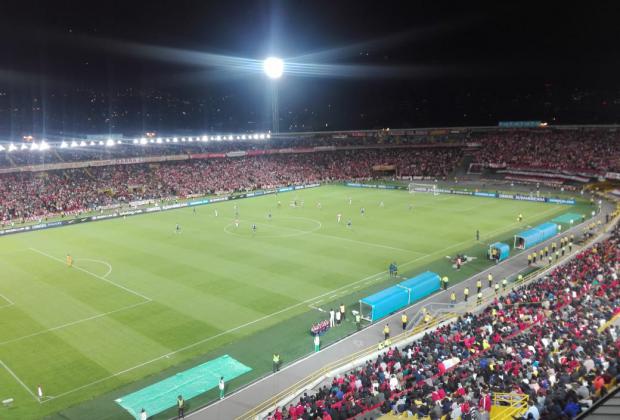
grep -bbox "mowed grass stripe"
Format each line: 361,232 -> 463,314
0,185 -> 577,419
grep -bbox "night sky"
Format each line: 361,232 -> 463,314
0,1 -> 619,137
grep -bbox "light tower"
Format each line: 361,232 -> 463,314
263,57 -> 284,134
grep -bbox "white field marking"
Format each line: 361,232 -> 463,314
75,258 -> 113,278
41,204 -> 563,402
0,359 -> 38,401
0,300 -> 151,347
223,216 -> 322,239
0,293 -> 14,309
29,248 -> 152,302
226,215 -> 424,255
308,304 -> 326,313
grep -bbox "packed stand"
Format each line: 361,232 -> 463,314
0,147 -> 461,223
267,226 -> 620,420
471,129 -> 620,175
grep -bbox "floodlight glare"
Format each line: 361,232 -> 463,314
263,57 -> 284,79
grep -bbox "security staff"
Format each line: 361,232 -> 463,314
401,312 -> 408,330
272,353 -> 280,373
463,287 -> 470,302
494,283 -> 499,295
339,303 -> 346,321
450,292 -> 456,306
383,324 -> 390,340
502,278 -> 508,291
487,273 -> 493,289
177,395 -> 185,419
527,254 -> 532,265
476,279 -> 482,294
442,276 -> 449,291
477,292 -> 483,305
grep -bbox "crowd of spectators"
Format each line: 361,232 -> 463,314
267,226 -> 620,420
471,130 -> 620,175
0,148 -> 461,223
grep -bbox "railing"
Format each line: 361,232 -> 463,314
492,392 -> 529,419
237,312 -> 458,419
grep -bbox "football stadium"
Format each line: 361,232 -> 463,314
1,3 -> 620,420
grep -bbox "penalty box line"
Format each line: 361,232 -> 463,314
28,248 -> 152,302
41,205 -> 562,402
0,293 -> 14,309
0,359 -> 39,402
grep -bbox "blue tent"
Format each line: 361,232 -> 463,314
359,285 -> 409,322
514,222 -> 558,249
398,271 -> 441,303
489,242 -> 510,262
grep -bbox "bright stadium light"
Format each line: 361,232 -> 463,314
40,141 -> 50,151
8,143 -> 16,152
30,143 -> 39,151
105,139 -> 115,147
267,133 -> 271,139
0,145 -> 4,151
173,137 -> 178,143
89,141 -> 95,146
60,141 -> 68,148
98,140 -> 104,146
133,139 -> 138,144
202,135 -> 208,141
70,141 -> 78,148
241,134 -> 246,140
263,57 -> 284,79
20,144 -> 28,150
79,141 -> 86,147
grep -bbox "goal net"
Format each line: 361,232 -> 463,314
408,182 -> 439,196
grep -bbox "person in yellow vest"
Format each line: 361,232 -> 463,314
464,287 -> 469,302
555,250 -> 560,261
532,252 -> 537,264
424,312 -> 431,324
548,255 -> 553,265
476,279 -> 482,294
401,312 -> 408,330
502,278 -> 508,291
551,242 -> 556,253
177,395 -> 185,419
477,292 -> 483,305
517,274 -> 523,283
339,303 -> 346,321
66,253 -> 73,267
539,249 -> 544,261
569,241 -> 573,252
487,273 -> 493,289
355,313 -> 361,331
527,254 -> 532,265
442,276 -> 449,291
544,246 -> 549,257
450,292 -> 456,306
494,283 -> 499,295
383,324 -> 390,340
272,353 -> 280,373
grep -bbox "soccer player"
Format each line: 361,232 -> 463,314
234,219 -> 239,228
337,213 -> 342,224
360,207 -> 365,216
252,223 -> 257,234
476,230 -> 480,241
175,224 -> 181,234
66,253 -> 73,268
193,207 -> 196,215
348,197 -> 352,205
517,213 -> 523,222
268,211 -> 272,220
317,202 -> 322,209
214,209 -> 218,217
346,219 -> 352,228
408,203 -> 413,211
277,200 -> 282,208
218,377 -> 225,399
379,201 -> 384,208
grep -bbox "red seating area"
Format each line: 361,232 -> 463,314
266,226 -> 620,420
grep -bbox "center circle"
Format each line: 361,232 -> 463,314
224,216 -> 322,238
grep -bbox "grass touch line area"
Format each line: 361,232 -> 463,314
0,185 -> 589,419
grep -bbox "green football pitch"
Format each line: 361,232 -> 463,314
0,185 -> 579,419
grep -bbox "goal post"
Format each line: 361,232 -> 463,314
408,182 -> 439,196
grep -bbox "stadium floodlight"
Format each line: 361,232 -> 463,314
30,143 -> 39,151
181,137 -> 186,142
133,139 -> 138,144
117,140 -> 122,144
173,137 -> 178,143
259,133 -> 265,139
20,144 -> 28,150
40,141 -> 50,151
267,133 -> 271,139
60,141 -> 68,148
79,141 -> 86,147
263,57 -> 284,79
188,137 -> 194,142
70,141 -> 78,148
89,141 -> 95,146
105,139 -> 115,147
253,134 -> 259,140
156,138 -> 163,144
216,135 -> 221,141
139,138 -> 147,145
0,145 -> 4,151
165,138 -> 170,142
8,143 -> 16,152
202,135 -> 208,141
241,134 -> 246,140
227,135 -> 232,140
149,139 -> 154,143
98,140 -> 104,146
